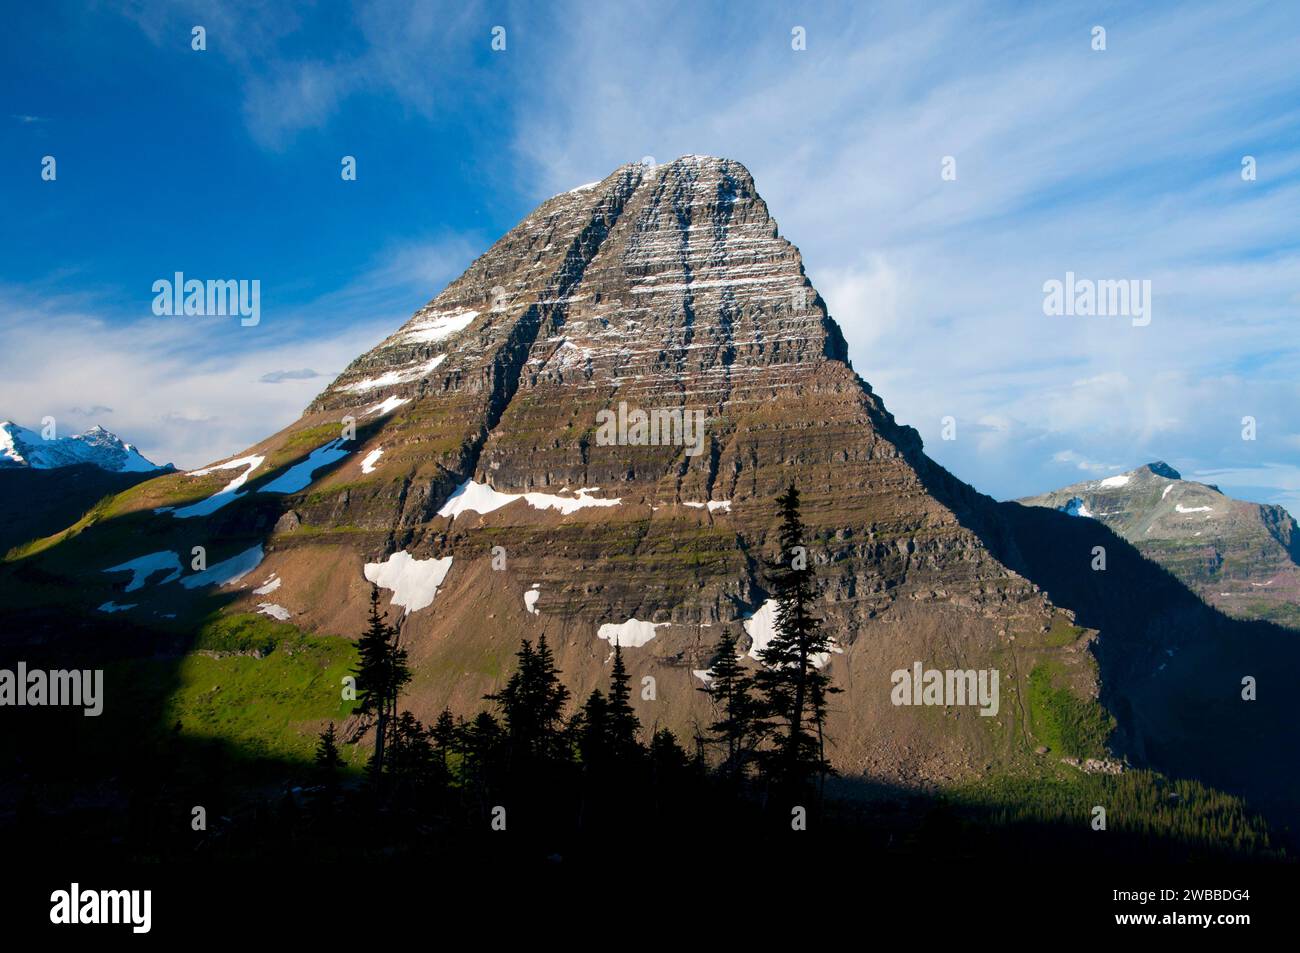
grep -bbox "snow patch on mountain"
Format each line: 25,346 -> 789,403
743,599 -> 838,667
401,309 -> 479,344
1099,474 -> 1131,488
1175,504 -> 1213,514
437,479 -> 622,519
1061,497 -> 1094,518
597,618 -> 668,648
524,583 -> 540,615
360,448 -> 384,474
98,601 -> 138,613
260,440 -> 350,494
180,545 -> 264,589
344,354 -> 446,393
104,550 -> 183,591
683,500 -> 731,513
257,603 -> 291,621
163,455 -> 264,518
364,551 -> 453,614
365,395 -> 410,417
254,575 -> 281,595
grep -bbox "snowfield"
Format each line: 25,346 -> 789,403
743,598 -> 838,667
1061,497 -> 1094,518
344,354 -> 447,393
253,575 -> 281,595
401,308 -> 479,344
364,551 -> 454,613
597,618 -> 669,648
180,544 -> 265,589
437,479 -> 622,518
365,395 -> 410,417
260,440 -> 350,494
165,455 -> 264,518
104,550 -> 183,591
683,500 -> 731,512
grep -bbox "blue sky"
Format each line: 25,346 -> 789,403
2,1 -> 1298,511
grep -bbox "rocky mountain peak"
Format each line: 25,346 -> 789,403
1144,461 -> 1181,480
0,420 -> 166,473
311,155 -> 847,419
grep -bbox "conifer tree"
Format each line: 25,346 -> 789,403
315,722 -> 345,774
431,707 -> 457,773
459,710 -> 504,805
754,483 -> 839,797
485,634 -> 570,769
699,628 -> 765,784
352,585 -> 411,780
605,641 -> 642,759
574,689 -> 610,770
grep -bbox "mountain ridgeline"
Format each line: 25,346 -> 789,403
3,156 -> 1297,842
1020,463 -> 1300,630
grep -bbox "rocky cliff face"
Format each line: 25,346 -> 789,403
6,157 -> 1297,816
1020,462 -> 1300,629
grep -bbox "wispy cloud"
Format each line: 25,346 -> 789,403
259,368 -> 323,384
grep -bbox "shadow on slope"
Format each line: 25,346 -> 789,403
907,455 -> 1300,830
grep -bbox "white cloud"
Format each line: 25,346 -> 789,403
0,233 -> 477,469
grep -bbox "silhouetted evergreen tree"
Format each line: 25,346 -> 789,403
605,642 -> 641,759
431,707 -> 457,774
387,712 -> 435,784
755,483 -> 839,801
352,585 -> 411,781
573,689 -> 610,771
699,628 -> 766,784
458,711 -> 504,816
314,722 -> 344,779
485,635 -> 571,770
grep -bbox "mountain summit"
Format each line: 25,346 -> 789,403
1020,463 -> 1300,628
0,420 -> 166,473
6,156 -> 1298,821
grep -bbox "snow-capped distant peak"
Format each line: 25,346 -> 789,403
0,420 -> 168,473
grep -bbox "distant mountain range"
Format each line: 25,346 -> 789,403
0,421 -> 169,554
1020,462 -> 1300,630
0,420 -> 167,473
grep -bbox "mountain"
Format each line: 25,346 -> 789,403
3,156 -> 1297,826
0,421 -> 171,555
1019,462 -> 1300,629
0,420 -> 167,473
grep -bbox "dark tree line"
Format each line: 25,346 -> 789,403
298,482 -> 837,855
